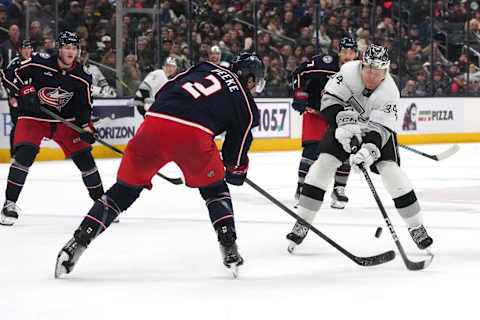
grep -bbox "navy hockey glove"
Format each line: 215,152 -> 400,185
292,89 -> 309,114
79,122 -> 98,144
225,156 -> 249,186
19,85 -> 41,113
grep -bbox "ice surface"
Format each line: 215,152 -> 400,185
1,143 -> 479,319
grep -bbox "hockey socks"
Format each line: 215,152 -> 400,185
79,182 -> 143,236
81,167 -> 104,200
297,143 -> 318,185
72,151 -> 104,201
333,161 -> 351,188
200,181 -> 235,230
5,162 -> 29,203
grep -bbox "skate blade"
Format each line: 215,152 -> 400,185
54,251 -> 69,278
0,215 -> 17,226
330,200 -> 346,209
287,241 -> 297,254
113,217 -> 120,223
225,262 -> 241,279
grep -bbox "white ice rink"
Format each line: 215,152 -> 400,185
1,143 -> 479,320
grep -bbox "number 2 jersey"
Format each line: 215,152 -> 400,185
147,62 -> 259,167
321,60 -> 400,148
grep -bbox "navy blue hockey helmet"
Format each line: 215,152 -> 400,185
57,31 -> 80,48
339,37 -> 357,52
20,40 -> 32,48
231,52 -> 266,93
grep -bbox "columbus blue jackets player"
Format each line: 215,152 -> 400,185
54,52 -> 265,279
0,31 -> 104,226
291,37 -> 357,210
1,40 -> 33,156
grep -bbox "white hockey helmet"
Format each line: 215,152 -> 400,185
362,44 -> 390,70
164,57 -> 177,67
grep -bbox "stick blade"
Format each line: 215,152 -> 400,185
434,144 -> 460,161
405,252 -> 434,271
353,250 -> 396,266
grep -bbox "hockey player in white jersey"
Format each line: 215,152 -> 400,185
287,44 -> 433,253
78,50 -> 116,97
128,57 -> 177,117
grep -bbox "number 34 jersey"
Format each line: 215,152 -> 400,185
148,62 -> 259,167
321,60 -> 400,147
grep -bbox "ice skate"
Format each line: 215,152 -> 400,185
0,200 -> 20,226
286,221 -> 309,253
217,226 -> 243,278
330,186 -> 348,209
408,224 -> 433,250
55,228 -> 92,278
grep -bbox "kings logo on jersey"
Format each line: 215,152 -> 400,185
38,87 -> 74,110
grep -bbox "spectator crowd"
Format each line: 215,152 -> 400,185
1,0 -> 480,97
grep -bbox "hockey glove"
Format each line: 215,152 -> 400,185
127,98 -> 147,117
335,110 -> 362,153
79,122 -> 98,144
225,156 -> 249,186
349,143 -> 380,173
292,89 -> 309,114
19,85 -> 41,113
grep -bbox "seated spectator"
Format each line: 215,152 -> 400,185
405,49 -> 423,78
65,1 -> 84,32
459,63 -> 480,82
401,79 -> 417,97
432,71 -> 450,95
123,54 -> 141,95
413,70 -> 430,96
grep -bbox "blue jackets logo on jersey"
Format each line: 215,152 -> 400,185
38,87 -> 74,110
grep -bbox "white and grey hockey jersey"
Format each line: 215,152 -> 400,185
321,60 -> 400,147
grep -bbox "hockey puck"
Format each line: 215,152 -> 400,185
374,227 -> 383,238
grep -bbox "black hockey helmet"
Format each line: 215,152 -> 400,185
339,37 -> 357,52
362,44 -> 390,70
231,52 -> 266,93
20,39 -> 32,48
57,31 -> 80,48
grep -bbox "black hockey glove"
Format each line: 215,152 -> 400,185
225,156 -> 249,186
19,85 -> 41,113
79,122 -> 98,144
292,89 -> 309,114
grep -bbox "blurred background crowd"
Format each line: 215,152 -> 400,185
1,0 -> 480,97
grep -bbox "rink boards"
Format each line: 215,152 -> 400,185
0,97 -> 478,162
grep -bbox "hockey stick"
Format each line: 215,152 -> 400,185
245,178 -> 395,267
357,164 -> 433,271
39,106 -> 184,185
398,144 -> 459,161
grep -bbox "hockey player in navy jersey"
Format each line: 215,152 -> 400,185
291,37 -> 357,210
0,31 -> 104,226
1,40 -> 33,157
54,52 -> 265,279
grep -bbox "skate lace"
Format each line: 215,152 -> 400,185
335,186 -> 346,197
409,225 -> 428,243
292,222 -> 309,237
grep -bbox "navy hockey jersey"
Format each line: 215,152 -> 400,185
292,52 -> 340,111
1,55 -> 25,98
148,62 -> 259,167
12,53 -> 93,127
